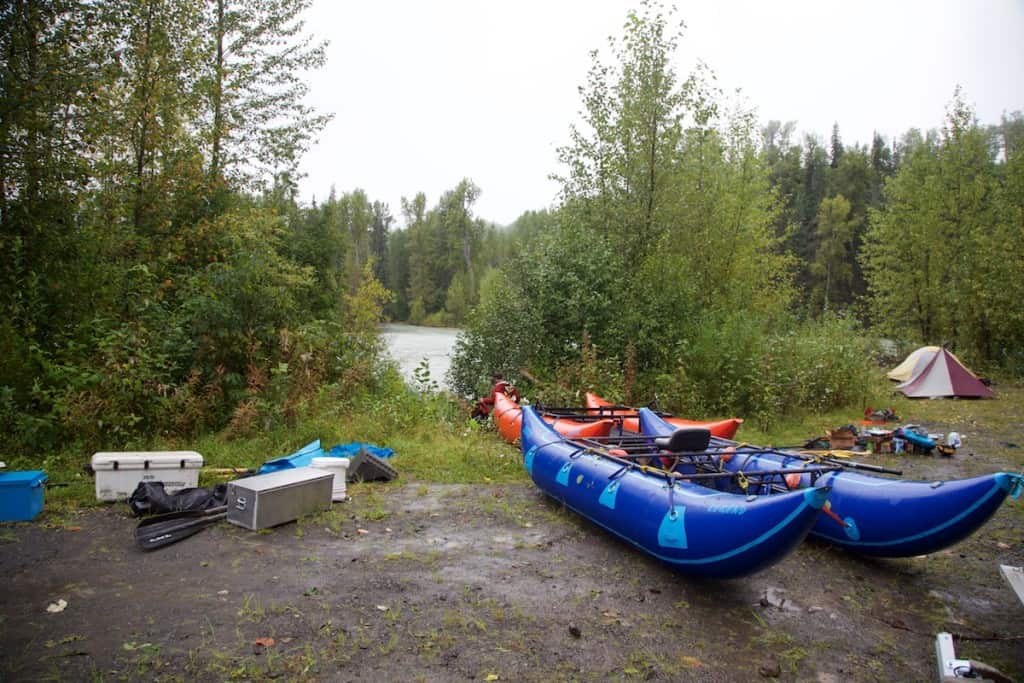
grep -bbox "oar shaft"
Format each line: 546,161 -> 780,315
729,450 -> 902,476
580,444 -> 839,482
136,505 -> 228,528
665,466 -> 839,481
820,458 -> 902,475
575,438 -> 904,476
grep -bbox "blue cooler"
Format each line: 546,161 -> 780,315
0,470 -> 48,521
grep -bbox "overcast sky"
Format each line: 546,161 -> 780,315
297,0 -> 1024,226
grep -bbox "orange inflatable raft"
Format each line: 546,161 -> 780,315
585,392 -> 743,439
493,392 -> 614,444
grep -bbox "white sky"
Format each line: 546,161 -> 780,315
297,0 -> 1024,226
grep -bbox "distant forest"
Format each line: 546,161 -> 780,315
2,1 -> 1022,454
375,111 -> 1024,331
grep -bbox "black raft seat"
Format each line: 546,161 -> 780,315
653,427 -> 712,454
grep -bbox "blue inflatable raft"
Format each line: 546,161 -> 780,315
520,406 -> 831,579
637,409 -> 1023,558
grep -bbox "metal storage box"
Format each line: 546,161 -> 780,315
226,467 -> 333,530
91,451 -> 203,501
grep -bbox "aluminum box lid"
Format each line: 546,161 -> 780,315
229,467 -> 332,493
91,452 -> 204,471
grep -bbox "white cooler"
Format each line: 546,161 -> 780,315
91,451 -> 204,501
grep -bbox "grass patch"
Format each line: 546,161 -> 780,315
6,382 -> 527,509
738,376 -> 1024,466
9,372 -> 1022,512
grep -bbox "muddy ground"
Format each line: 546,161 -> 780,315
1,463 -> 1022,683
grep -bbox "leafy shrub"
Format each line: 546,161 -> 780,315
646,312 -> 874,428
447,269 -> 544,399
448,225 -> 624,399
43,317 -> 182,446
534,332 -> 627,407
182,208 -> 315,394
220,264 -> 393,438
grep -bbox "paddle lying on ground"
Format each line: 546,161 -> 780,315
134,505 -> 228,551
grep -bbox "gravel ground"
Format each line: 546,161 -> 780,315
2,462 -> 1022,682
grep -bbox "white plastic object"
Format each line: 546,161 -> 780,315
935,632 -> 970,679
947,432 -> 962,448
1000,565 -> 1024,606
91,451 -> 203,501
310,457 -> 349,501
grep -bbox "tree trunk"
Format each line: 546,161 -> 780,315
132,0 -> 155,234
645,107 -> 657,247
210,0 -> 225,180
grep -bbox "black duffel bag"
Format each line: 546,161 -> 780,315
128,481 -> 227,517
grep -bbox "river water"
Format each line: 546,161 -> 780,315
380,323 -> 462,389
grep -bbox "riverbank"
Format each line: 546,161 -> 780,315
2,382 -> 1022,680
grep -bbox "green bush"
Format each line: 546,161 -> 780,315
447,225 -> 625,399
43,317 -> 181,446
646,313 -> 874,427
453,268 -> 874,427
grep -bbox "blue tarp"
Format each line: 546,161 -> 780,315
258,439 -> 394,474
327,442 -> 394,459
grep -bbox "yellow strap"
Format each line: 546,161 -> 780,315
799,449 -> 854,460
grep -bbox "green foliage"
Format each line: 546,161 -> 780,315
862,93 -> 1024,374
203,0 -> 332,188
43,317 -> 180,445
554,0 -> 690,263
382,199 -> 550,330
343,261 -> 395,369
0,0 -> 369,457
183,208 -> 314,377
447,220 -> 627,399
649,313 -> 874,429
393,180 -> 487,326
287,190 -> 349,317
444,272 -> 469,322
412,359 -> 440,394
448,268 -> 544,399
447,3 -> 888,428
809,195 -> 859,312
537,333 -> 628,407
5,0 -> 1021,465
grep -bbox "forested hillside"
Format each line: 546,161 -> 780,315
447,5 -> 1024,424
2,1 -> 1022,457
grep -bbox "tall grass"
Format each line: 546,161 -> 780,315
12,367 -> 526,512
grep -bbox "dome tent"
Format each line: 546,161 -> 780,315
887,346 -> 943,382
896,348 -> 993,399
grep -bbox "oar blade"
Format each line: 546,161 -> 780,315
135,512 -> 227,551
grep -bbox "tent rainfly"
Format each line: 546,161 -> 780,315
887,346 -> 943,382
895,348 -> 993,399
